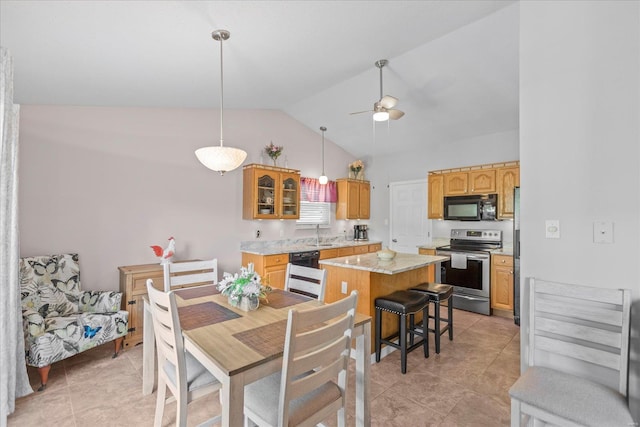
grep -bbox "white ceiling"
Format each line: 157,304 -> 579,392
0,0 -> 519,158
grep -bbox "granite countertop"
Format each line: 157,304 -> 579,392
241,239 -> 382,256
319,252 -> 449,275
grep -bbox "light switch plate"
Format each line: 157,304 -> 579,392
341,281 -> 348,294
593,221 -> 614,244
545,220 -> 560,239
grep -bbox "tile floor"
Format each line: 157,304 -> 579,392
8,308 -> 520,426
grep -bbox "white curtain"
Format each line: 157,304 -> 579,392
0,46 -> 32,427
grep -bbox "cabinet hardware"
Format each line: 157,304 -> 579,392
127,327 -> 136,333
127,300 -> 136,305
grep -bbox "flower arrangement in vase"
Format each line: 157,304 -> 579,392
217,263 -> 271,311
265,142 -> 284,166
349,160 -> 364,180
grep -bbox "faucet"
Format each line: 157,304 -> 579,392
316,224 -> 320,246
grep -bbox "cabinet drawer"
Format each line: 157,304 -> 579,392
419,248 -> 436,256
320,248 -> 339,260
354,245 -> 369,254
338,247 -> 355,257
264,253 -> 288,267
132,271 -> 164,294
492,255 -> 513,267
368,243 -> 382,253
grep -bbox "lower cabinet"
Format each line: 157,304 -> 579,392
418,248 -> 437,282
491,255 -> 514,314
242,253 -> 289,290
242,243 -> 383,289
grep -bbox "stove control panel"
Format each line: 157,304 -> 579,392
450,229 -> 502,242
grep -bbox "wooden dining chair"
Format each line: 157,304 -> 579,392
244,291 -> 358,427
146,280 -> 221,427
509,278 -> 633,427
162,258 -> 218,292
283,263 -> 328,302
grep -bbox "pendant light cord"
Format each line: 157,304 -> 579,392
219,35 -> 224,147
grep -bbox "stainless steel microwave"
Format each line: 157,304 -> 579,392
444,194 -> 497,221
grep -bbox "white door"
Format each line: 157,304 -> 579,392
389,180 -> 430,254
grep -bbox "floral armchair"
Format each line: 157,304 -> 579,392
20,253 -> 129,391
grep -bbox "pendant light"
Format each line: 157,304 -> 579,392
319,126 -> 328,185
195,30 -> 247,175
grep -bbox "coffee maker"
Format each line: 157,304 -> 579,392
354,224 -> 368,241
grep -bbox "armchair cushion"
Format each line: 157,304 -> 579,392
20,253 -> 129,368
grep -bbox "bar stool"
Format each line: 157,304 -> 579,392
375,290 -> 429,374
409,283 -> 454,354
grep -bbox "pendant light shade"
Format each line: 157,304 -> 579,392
319,126 -> 328,185
195,29 -> 247,175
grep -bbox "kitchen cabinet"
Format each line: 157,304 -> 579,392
241,252 -> 288,290
319,248 -> 339,260
428,174 -> 444,219
336,179 -> 370,220
118,261 -> 202,347
496,166 -> 520,219
418,248 -> 437,282
428,161 -> 519,219
243,164 -> 300,220
443,170 -> 496,196
368,243 -> 382,252
491,254 -> 514,315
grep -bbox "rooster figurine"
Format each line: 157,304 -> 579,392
150,237 -> 175,265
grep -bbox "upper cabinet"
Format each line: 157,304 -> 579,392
443,169 -> 496,196
243,164 -> 300,220
428,174 -> 444,219
496,166 -> 520,219
336,179 -> 370,220
429,161 -> 519,220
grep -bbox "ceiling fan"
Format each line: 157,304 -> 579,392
350,59 -> 405,121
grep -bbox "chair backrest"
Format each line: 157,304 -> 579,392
284,263 -> 327,302
527,278 -> 631,395
19,253 -> 81,317
278,291 -> 358,426
162,259 -> 218,293
146,279 -> 187,393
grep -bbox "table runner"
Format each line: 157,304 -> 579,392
178,301 -> 240,330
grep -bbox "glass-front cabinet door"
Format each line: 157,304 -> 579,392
280,173 -> 299,219
243,164 -> 300,220
256,171 -> 278,218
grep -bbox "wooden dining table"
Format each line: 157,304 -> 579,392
142,285 -> 371,426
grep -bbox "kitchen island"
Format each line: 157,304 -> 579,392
319,252 -> 449,352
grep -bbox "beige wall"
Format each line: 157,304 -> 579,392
18,106 -> 356,291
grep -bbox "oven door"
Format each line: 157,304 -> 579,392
436,249 -> 491,315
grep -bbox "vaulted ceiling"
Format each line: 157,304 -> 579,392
0,1 -> 519,158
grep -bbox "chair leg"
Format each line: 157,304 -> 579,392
375,307 -> 382,363
113,336 -> 124,358
510,398 -> 521,427
400,314 -> 407,374
37,365 -> 51,391
434,300 -> 441,354
447,298 -> 453,341
409,313 -> 415,346
154,378 -> 167,427
422,305 -> 429,358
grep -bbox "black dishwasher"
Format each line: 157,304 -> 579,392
289,250 -> 320,268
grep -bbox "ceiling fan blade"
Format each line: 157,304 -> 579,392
379,95 -> 398,109
388,109 -> 405,120
349,109 -> 373,115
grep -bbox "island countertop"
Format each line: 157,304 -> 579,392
319,252 -> 449,275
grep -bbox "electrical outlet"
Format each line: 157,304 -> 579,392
341,281 -> 348,294
545,220 -> 560,239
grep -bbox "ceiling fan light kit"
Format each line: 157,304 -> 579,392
195,29 -> 247,175
350,59 -> 405,122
